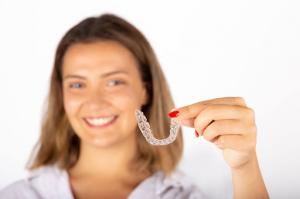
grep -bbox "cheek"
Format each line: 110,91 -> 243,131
109,88 -> 142,110
63,93 -> 82,116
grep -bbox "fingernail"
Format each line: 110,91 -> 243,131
168,110 -> 179,118
195,130 -> 199,137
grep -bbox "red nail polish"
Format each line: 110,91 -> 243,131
195,130 -> 199,137
168,110 -> 179,118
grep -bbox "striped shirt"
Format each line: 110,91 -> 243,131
0,165 -> 207,199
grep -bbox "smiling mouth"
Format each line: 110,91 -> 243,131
83,115 -> 118,128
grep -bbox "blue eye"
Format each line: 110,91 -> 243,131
69,83 -> 83,88
107,79 -> 124,87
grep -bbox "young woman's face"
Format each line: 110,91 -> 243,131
62,41 -> 148,148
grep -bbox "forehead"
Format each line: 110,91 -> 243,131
62,41 -> 139,74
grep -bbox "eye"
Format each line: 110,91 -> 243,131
107,79 -> 124,87
69,82 -> 84,89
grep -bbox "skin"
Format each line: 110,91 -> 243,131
62,41 -> 148,198
62,40 -> 269,198
173,97 -> 270,199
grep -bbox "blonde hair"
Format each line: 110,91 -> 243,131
27,13 -> 183,176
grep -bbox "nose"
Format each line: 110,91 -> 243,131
84,88 -> 111,109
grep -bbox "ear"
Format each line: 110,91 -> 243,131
141,85 -> 149,106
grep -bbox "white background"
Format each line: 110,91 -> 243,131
0,0 -> 300,198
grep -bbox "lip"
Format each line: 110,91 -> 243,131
83,115 -> 118,129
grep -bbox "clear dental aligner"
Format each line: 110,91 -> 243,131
135,109 -> 180,145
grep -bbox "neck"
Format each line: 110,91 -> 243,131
69,135 -> 138,180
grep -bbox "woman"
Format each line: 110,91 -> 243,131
0,13 -> 269,199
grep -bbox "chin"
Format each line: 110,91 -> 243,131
87,133 -> 136,149
90,137 -> 120,148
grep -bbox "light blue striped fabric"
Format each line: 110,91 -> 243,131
0,165 -> 207,199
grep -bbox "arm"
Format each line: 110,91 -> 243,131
231,151 -> 269,199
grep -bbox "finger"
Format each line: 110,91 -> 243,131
179,119 -> 195,128
170,97 -> 247,121
213,134 -> 256,150
194,105 -> 255,135
202,119 -> 256,141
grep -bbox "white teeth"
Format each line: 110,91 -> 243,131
85,116 -> 115,126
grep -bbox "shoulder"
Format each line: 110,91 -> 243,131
129,169 -> 208,199
0,179 -> 36,199
0,165 -> 73,199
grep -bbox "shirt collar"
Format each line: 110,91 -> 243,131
155,170 -> 186,196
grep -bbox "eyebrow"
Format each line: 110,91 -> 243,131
63,70 -> 129,80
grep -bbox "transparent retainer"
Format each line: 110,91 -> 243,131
135,109 -> 180,145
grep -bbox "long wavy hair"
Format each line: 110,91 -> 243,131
27,13 -> 183,176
